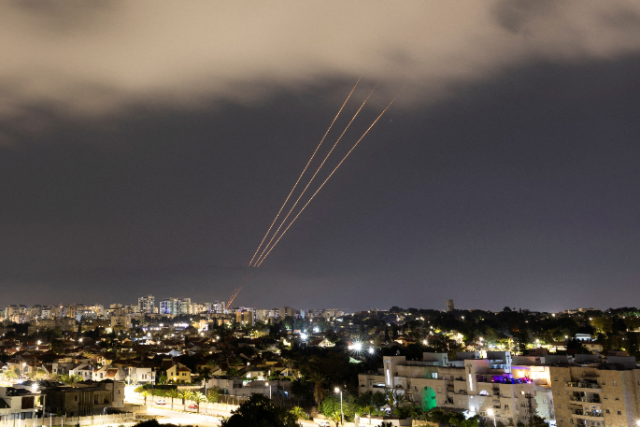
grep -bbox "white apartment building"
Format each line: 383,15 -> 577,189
159,298 -> 192,315
359,351 -> 554,426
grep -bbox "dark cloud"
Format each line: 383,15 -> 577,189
493,0 -> 555,34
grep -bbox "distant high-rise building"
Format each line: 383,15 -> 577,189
138,295 -> 155,314
446,299 -> 454,312
159,297 -> 191,315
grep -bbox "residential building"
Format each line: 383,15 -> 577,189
359,351 -> 554,426
110,315 -> 131,329
0,386 -> 43,424
40,381 -> 117,416
280,307 -> 294,318
550,355 -> 640,427
167,364 -> 192,384
137,295 -> 155,314
159,298 -> 192,315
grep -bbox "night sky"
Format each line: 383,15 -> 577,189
2,1 -> 640,312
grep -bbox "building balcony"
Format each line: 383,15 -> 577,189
565,381 -> 600,391
569,396 -> 601,404
571,410 -> 604,419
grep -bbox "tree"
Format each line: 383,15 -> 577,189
140,390 -> 151,406
59,373 -> 83,386
177,390 -> 192,411
167,388 -> 179,410
591,316 -> 613,335
289,406 -> 307,420
207,389 -> 219,405
221,394 -> 300,427
529,415 -> 547,427
308,371 -> 327,404
385,388 -> 406,411
359,405 -> 376,425
329,412 -> 342,427
51,340 -> 65,355
191,392 -> 207,414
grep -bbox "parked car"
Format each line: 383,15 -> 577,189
188,404 -> 198,409
155,400 -> 166,405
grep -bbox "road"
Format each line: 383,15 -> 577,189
126,395 -> 323,427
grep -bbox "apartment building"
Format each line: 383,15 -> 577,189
0,386 -> 43,424
549,355 -> 640,427
359,351 -> 554,426
109,315 -> 131,329
137,295 -> 155,314
159,298 -> 192,315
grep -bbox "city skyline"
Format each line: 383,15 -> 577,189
2,2 -> 640,311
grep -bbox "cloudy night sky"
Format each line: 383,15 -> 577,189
1,1 -> 640,312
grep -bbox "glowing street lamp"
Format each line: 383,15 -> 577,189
265,382 -> 271,399
487,409 -> 496,427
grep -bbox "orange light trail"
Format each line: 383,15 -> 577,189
252,84 -> 378,267
255,91 -> 401,267
246,79 -> 361,267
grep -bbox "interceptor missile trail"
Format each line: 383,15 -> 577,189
252,84 -> 378,267
246,79 -> 361,267
255,92 -> 401,267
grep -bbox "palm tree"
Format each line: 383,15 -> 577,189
59,373 -> 82,386
140,390 -> 151,406
330,411 -> 342,427
385,388 -> 406,411
167,388 -> 179,410
360,405 -> 375,425
289,406 -> 307,420
177,389 -> 192,411
308,371 -> 327,404
191,392 -> 207,414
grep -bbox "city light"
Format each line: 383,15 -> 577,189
300,333 -> 308,340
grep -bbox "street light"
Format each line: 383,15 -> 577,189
334,387 -> 343,426
266,382 -> 271,399
487,409 -> 496,427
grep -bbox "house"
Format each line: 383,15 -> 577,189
166,364 -> 192,384
92,366 -> 126,382
39,382 -> 113,416
0,386 -> 43,422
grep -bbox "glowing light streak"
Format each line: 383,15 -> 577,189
253,83 -> 377,267
247,79 -> 361,267
255,91 -> 401,267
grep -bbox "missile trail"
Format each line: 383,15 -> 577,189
247,79 -> 361,267
255,91 -> 401,267
252,84 -> 378,267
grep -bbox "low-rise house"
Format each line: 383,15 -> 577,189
167,364 -> 192,384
